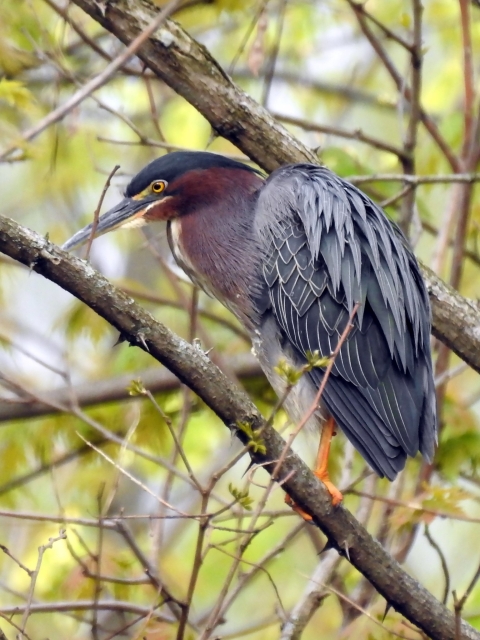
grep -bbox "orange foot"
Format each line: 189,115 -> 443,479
315,470 -> 343,506
285,493 -> 312,521
285,475 -> 343,521
285,416 -> 343,518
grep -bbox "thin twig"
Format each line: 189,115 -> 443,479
84,164 -> 120,260
321,582 -> 415,640
434,362 -> 468,388
453,559 -> 480,632
424,525 -> 450,605
460,0 -> 475,158
0,612 -> 33,640
346,0 -> 460,172
272,303 -> 359,482
97,136 -> 252,163
150,385 -> 196,559
43,0 -> 112,62
121,286 -> 250,340
348,172 -> 480,185
227,0 -> 270,75
75,431 -> 188,516
0,546 -> 32,576
209,543 -> 286,616
348,489 -> 478,524
380,184 -> 414,208
261,0 -> 287,107
350,1 -> 414,52
115,520 -> 186,620
0,0 -> 183,160
20,530 -> 67,637
200,523 -> 304,638
144,73 -> 166,141
91,487 -> 105,640
1,600 -> 174,620
275,113 -> 408,160
175,491 -> 210,640
399,0 -> 422,235
145,388 -> 203,492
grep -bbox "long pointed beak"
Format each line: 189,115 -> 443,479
62,197 -> 149,251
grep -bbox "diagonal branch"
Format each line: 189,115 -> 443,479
424,263 -> 480,374
64,0 -> 318,172
63,0 -> 480,374
0,216 -> 479,640
7,1 -> 480,638
0,0 -> 182,161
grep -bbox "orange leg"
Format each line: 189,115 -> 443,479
314,416 -> 343,506
285,416 -> 343,520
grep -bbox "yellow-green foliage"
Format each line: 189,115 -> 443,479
0,1 -> 480,639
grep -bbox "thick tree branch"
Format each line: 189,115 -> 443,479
61,0 -> 480,376
0,216 -> 479,640
424,265 -> 480,373
7,1 -> 480,637
69,0 -> 317,172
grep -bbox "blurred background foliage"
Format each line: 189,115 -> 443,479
0,0 -> 480,638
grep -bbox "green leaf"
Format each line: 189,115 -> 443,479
400,12 -> 411,28
127,378 -> 147,396
274,358 -> 303,385
305,350 -> 331,369
0,78 -> 34,109
237,420 -> 266,454
228,483 -> 254,510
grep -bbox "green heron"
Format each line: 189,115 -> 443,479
63,151 -> 437,507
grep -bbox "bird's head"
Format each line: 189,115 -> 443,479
62,151 -> 263,251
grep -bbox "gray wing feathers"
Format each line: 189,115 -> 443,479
255,164 -> 437,479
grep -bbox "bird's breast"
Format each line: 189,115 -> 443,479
166,219 -> 215,294
166,219 -> 199,286
166,215 -> 262,329
166,218 -> 249,320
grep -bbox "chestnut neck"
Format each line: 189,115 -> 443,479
166,168 -> 265,328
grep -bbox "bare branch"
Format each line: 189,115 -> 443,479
399,0 -> 422,235
69,0 -> 317,172
0,0 -> 183,161
0,600 -> 174,620
20,530 -> 67,636
348,173 -> 480,185
0,217 -> 478,640
424,525 -> 451,605
274,113 -> 408,160
0,353 -> 261,422
454,561 -> 480,626
279,549 -> 340,639
84,164 -> 120,261
345,0 -> 460,172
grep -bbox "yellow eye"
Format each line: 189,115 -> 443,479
151,180 -> 166,194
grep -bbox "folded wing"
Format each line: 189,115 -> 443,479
255,164 -> 436,479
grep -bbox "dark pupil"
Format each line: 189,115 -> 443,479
154,182 -> 162,191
